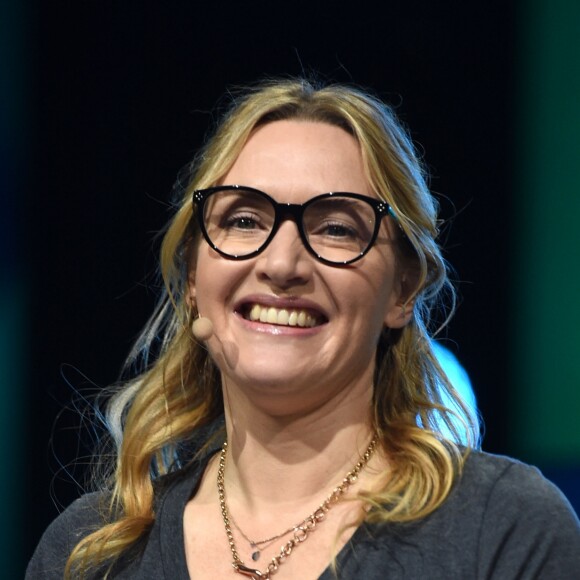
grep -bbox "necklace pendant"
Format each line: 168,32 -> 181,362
250,543 -> 260,561
236,563 -> 266,578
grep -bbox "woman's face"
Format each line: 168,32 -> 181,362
192,120 -> 411,414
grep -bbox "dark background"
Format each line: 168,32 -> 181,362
20,0 -> 525,573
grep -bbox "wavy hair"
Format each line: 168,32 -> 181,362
65,78 -> 480,578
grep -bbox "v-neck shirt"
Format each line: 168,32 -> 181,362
27,446 -> 580,579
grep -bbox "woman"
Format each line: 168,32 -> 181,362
28,79 -> 579,579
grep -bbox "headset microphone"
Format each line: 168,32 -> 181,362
192,316 -> 214,341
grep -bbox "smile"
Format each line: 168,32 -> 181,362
243,304 -> 322,328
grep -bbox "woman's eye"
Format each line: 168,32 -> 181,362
225,214 -> 257,229
222,210 -> 268,231
321,221 -> 359,239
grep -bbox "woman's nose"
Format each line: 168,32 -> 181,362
254,220 -> 314,288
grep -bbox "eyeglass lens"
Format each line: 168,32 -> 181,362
202,189 -> 377,263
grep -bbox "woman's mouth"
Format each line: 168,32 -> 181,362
241,304 -> 325,328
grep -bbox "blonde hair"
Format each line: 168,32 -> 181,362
66,78 -> 479,577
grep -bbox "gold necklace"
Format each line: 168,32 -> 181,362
217,435 -> 378,579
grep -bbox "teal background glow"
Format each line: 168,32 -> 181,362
513,0 -> 580,463
1,0 -> 27,576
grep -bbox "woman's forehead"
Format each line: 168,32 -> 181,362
222,120 -> 374,201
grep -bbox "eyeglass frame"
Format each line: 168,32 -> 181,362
192,184 -> 397,266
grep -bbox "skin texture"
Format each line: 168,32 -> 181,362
192,120 -> 411,418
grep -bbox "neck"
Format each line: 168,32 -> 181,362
219,372 -> 381,513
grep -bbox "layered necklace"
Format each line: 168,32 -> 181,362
217,435 -> 378,579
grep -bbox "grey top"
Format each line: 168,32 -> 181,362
27,449 -> 580,579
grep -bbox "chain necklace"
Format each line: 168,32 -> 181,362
217,435 -> 378,579
228,510 -> 301,562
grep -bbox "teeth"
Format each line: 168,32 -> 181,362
277,309 -> 289,325
247,304 -> 318,327
267,308 -> 278,324
250,304 -> 261,321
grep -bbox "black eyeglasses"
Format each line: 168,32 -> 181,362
192,185 -> 396,266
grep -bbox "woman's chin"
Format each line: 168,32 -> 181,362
229,366 -> 316,394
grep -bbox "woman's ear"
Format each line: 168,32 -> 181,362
384,296 -> 415,329
186,269 -> 196,310
384,271 -> 417,329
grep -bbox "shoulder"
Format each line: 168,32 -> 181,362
457,451 -> 580,577
338,453 -> 578,579
33,491 -> 110,546
26,492 -> 110,580
460,450 -> 576,515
